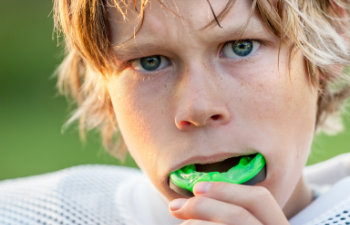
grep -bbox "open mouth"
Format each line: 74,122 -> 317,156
195,155 -> 243,173
169,153 -> 267,197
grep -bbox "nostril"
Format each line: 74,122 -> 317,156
211,114 -> 221,121
179,121 -> 192,127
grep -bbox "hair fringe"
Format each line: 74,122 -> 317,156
53,0 -> 350,158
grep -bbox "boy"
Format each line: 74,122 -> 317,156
1,0 -> 350,224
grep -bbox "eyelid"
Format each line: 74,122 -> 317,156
129,55 -> 171,74
220,39 -> 261,59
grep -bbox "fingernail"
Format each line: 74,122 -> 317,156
193,182 -> 212,194
169,198 -> 187,211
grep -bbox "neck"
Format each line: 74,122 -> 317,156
283,176 -> 313,219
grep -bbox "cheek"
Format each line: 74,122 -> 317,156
231,54 -> 317,149
107,76 -> 154,170
241,57 -> 318,206
219,47 -> 317,206
106,74 -> 174,178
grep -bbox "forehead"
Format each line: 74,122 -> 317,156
108,0 -> 265,45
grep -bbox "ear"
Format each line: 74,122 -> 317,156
329,0 -> 348,18
329,0 -> 349,36
329,0 -> 349,34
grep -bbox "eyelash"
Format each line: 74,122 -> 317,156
127,39 -> 262,74
129,55 -> 171,74
220,39 -> 261,60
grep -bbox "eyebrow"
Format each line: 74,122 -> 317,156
112,15 -> 269,60
113,41 -> 165,61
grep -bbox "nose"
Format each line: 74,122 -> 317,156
174,67 -> 231,131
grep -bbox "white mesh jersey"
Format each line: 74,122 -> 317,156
290,154 -> 350,225
0,165 -> 180,225
1,154 -> 350,225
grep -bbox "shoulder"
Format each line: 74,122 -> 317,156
290,176 -> 350,225
0,165 -> 141,198
290,154 -> 350,224
304,153 -> 350,187
0,165 -> 142,224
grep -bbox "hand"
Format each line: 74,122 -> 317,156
169,182 -> 289,225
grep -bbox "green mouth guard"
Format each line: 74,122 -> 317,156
169,153 -> 266,196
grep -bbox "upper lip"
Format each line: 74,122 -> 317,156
169,151 -> 258,174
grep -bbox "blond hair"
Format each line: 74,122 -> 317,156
53,0 -> 350,158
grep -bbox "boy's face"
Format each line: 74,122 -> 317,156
107,0 -> 318,208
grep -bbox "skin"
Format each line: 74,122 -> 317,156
106,0 -> 318,223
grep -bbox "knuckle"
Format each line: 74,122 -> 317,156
188,196 -> 207,211
225,206 -> 251,224
184,196 -> 214,218
254,186 -> 271,200
233,206 -> 250,217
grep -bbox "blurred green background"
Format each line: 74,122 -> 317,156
1,1 -> 349,181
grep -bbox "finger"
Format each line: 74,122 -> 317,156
170,197 -> 263,225
180,219 -> 225,225
193,182 -> 289,225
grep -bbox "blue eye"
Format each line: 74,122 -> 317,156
222,40 -> 260,59
131,55 -> 170,72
